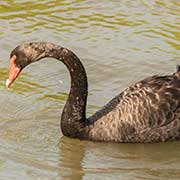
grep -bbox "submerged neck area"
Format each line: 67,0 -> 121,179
39,43 -> 88,138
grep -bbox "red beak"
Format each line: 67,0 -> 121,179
6,55 -> 21,88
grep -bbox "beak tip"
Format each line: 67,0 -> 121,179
6,79 -> 11,88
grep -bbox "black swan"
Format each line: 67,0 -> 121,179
6,42 -> 180,143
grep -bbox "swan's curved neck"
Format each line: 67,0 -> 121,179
46,44 -> 88,137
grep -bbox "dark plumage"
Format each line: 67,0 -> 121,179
6,42 -> 180,143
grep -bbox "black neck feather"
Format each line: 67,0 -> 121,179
46,44 -> 88,137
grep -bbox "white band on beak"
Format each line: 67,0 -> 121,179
6,79 -> 11,88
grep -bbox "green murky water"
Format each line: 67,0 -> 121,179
0,0 -> 180,179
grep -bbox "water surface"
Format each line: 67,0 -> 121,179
0,0 -> 180,179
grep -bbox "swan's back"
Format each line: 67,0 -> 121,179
87,67 -> 180,142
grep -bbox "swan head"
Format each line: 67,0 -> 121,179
6,42 -> 51,88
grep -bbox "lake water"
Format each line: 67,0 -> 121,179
0,0 -> 180,179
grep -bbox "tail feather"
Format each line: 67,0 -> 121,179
175,64 -> 180,79
176,64 -> 180,73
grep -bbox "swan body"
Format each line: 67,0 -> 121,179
6,42 -> 180,143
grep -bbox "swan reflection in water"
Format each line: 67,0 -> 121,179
58,137 -> 180,180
